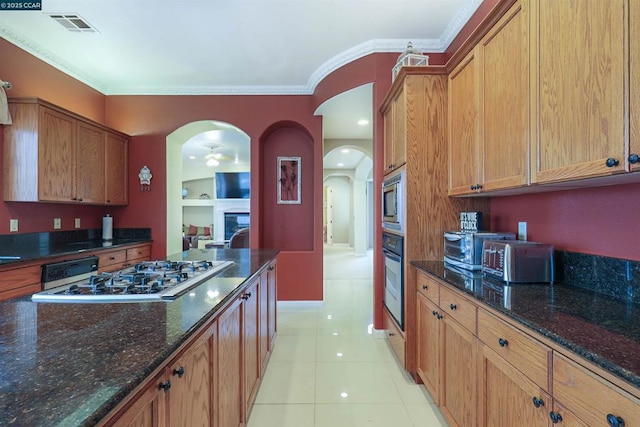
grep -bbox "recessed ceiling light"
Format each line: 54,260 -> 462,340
189,155 -> 196,160
341,149 -> 350,154
357,119 -> 369,126
337,163 -> 344,167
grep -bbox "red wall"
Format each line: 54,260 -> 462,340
490,184 -> 640,262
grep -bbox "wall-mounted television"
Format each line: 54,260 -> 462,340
215,172 -> 250,199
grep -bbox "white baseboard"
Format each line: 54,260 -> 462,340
372,328 -> 387,339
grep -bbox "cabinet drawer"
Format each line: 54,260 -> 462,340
97,250 -> 127,269
127,245 -> 151,260
553,352 -> 640,427
383,307 -> 405,367
478,308 -> 550,390
416,270 -> 439,303
439,285 -> 476,333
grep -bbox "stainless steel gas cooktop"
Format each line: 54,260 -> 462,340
33,258 -> 234,303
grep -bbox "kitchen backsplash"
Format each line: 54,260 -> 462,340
555,251 -> 640,305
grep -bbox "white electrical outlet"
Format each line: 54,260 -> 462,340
54,218 -> 62,230
75,218 -> 81,229
518,222 -> 527,241
9,219 -> 18,232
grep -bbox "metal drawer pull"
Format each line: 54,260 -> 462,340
158,380 -> 171,392
449,303 -> 457,310
172,366 -> 185,378
532,397 -> 544,408
422,285 -> 428,290
549,411 -> 563,424
498,338 -> 508,347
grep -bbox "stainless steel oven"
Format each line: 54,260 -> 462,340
382,231 -> 403,330
382,169 -> 405,233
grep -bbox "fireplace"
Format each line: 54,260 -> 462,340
224,212 -> 250,240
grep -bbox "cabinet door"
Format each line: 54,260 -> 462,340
479,345 -> 549,427
449,47 -> 481,195
631,0 -> 640,171
167,329 -> 213,427
416,293 -> 440,404
533,0 -> 626,183
392,86 -> 406,170
383,104 -> 395,173
111,373 -> 166,427
76,121 -> 105,204
267,262 -> 277,351
440,315 -> 477,427
38,106 -> 76,202
259,269 -> 270,374
105,132 -> 129,205
243,280 -> 260,418
217,298 -> 243,427
480,0 -> 530,191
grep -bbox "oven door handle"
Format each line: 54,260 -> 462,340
382,248 -> 402,263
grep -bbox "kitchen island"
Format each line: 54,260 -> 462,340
0,247 -> 278,426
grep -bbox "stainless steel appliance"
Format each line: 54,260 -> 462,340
482,240 -> 554,283
444,231 -> 515,270
382,169 -> 405,233
382,231 -> 404,330
33,258 -> 234,303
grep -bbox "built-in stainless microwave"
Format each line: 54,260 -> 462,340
382,169 -> 405,233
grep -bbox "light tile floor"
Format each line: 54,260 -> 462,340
247,245 -> 449,427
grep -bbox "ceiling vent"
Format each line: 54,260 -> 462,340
49,14 -> 98,33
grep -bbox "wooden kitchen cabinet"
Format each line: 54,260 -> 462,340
4,98 -> 129,205
166,325 -> 214,426
532,0 -> 626,183
217,296 -> 243,427
416,292 -> 441,403
105,132 -> 129,205
448,0 -> 529,196
243,279 -> 260,418
479,345 -> 550,427
448,47 -> 482,195
631,0 -> 640,172
109,372 -> 167,427
382,82 -> 406,174
551,352 -> 640,427
94,243 -> 151,272
477,0 -> 530,192
0,264 -> 42,301
266,261 -> 277,352
260,261 -> 278,375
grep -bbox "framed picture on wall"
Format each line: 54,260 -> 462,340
277,156 -> 301,204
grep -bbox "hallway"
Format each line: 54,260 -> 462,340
247,245 -> 448,426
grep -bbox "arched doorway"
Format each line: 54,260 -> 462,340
166,121 -> 250,255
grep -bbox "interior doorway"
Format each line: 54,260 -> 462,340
165,121 -> 250,255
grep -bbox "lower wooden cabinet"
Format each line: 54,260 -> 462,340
217,297 -> 243,427
110,372 -> 167,427
414,269 -> 640,427
479,345 -> 550,427
440,313 -> 477,427
167,326 -> 214,426
416,292 -> 440,403
383,306 -> 405,367
243,279 -> 260,419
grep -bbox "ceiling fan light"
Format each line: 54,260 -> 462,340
206,158 -> 219,167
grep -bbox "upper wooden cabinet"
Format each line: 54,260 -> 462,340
105,132 -> 129,205
449,0 -> 531,196
448,47 -> 481,195
631,0 -> 640,172
4,98 -> 129,205
532,0 -> 626,183
382,79 -> 407,173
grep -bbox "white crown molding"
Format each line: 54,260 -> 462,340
0,0 -> 482,96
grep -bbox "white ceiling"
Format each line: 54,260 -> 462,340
0,0 -> 481,171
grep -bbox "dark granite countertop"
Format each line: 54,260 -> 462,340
412,260 -> 640,392
0,228 -> 152,268
0,248 -> 279,426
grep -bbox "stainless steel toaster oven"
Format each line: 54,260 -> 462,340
444,231 -> 515,270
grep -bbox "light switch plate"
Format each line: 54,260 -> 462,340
75,218 -> 81,229
9,219 -> 18,232
518,222 -> 527,241
54,218 -> 62,230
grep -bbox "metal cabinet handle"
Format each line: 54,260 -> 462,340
158,380 -> 171,392
172,366 -> 185,378
422,285 -> 428,290
549,411 -> 563,424
607,414 -> 625,427
532,397 -> 545,408
498,338 -> 509,347
629,154 -> 639,164
605,157 -> 620,167
449,304 -> 457,310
